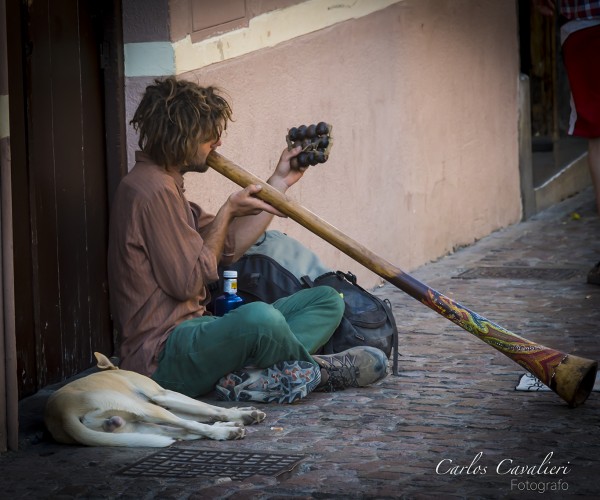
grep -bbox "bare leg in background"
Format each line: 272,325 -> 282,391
588,137 -> 600,215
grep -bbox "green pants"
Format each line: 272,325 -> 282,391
151,286 -> 344,397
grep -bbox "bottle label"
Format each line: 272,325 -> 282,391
224,279 -> 238,294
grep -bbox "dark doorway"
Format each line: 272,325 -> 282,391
8,0 -> 122,397
518,0 -> 588,188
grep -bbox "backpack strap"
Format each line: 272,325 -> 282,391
300,275 -> 315,288
383,297 -> 400,376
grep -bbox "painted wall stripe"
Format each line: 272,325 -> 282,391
124,41 -> 175,77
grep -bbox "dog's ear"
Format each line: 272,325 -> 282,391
94,352 -> 119,370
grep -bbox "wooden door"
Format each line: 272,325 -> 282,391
16,0 -> 114,396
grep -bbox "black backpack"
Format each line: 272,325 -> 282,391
212,252 -> 399,375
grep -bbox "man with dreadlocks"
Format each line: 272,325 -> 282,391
107,77 -> 388,404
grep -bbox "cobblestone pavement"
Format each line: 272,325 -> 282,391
1,188 -> 599,499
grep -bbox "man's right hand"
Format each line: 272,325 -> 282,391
226,184 -> 285,219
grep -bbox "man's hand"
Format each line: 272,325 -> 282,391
267,146 -> 305,193
204,182 -> 285,265
226,184 -> 285,218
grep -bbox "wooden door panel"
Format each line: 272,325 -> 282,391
19,0 -> 112,393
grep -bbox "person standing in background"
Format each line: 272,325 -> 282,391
533,0 -> 600,284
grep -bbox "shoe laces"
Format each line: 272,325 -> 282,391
319,352 -> 359,392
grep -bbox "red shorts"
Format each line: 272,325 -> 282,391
562,24 -> 600,138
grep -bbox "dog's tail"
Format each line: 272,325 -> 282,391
60,414 -> 175,447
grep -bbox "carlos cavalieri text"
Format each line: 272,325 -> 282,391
435,451 -> 571,476
435,452 -> 572,492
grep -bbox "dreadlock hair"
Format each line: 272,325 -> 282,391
130,77 -> 233,168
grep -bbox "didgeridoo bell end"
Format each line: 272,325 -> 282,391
551,355 -> 598,408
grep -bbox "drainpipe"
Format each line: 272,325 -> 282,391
519,73 -> 537,220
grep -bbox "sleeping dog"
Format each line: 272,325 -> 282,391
44,353 -> 266,447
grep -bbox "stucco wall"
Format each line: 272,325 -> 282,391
124,0 -> 521,288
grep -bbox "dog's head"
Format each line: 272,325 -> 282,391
94,352 -> 119,371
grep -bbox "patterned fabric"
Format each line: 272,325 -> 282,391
215,361 -> 322,404
515,372 -> 600,391
560,0 -> 600,20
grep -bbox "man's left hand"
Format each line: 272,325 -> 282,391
267,146 -> 306,192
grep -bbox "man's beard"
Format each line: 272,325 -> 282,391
182,161 -> 209,174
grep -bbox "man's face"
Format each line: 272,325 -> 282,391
185,136 -> 222,173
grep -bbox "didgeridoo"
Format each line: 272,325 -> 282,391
207,151 -> 598,407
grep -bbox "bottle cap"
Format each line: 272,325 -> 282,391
223,270 -> 238,278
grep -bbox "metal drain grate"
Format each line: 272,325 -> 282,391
454,267 -> 581,281
118,448 -> 306,481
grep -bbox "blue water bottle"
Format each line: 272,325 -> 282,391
214,270 -> 244,316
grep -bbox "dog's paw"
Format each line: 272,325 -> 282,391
221,406 -> 266,425
236,407 -> 266,425
210,421 -> 246,440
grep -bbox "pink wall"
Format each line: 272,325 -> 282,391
125,0 -> 521,288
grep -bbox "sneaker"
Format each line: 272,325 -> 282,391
215,360 -> 321,404
313,346 -> 388,392
588,262 -> 600,285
